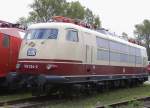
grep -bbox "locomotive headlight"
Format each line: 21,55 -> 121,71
16,63 -> 21,69
46,64 -> 57,70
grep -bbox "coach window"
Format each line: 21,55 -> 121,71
3,34 -> 9,48
66,29 -> 78,42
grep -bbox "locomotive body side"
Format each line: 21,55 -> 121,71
15,22 -> 148,94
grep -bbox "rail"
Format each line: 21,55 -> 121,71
96,96 -> 150,108
0,95 -> 58,108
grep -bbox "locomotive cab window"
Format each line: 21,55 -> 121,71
3,34 -> 9,48
66,29 -> 78,42
24,28 -> 58,40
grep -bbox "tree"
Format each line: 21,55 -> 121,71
16,17 -> 30,29
93,16 -> 101,28
134,19 -> 150,60
29,0 -> 67,22
84,8 -> 101,28
17,0 -> 101,28
122,32 -> 128,37
84,8 -> 94,24
65,1 -> 85,19
122,32 -> 128,39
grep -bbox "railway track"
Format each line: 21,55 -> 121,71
0,95 -> 58,108
0,94 -> 150,108
96,96 -> 150,108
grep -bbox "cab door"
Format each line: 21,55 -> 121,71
0,34 -> 10,77
85,44 -> 92,64
57,28 -> 85,75
83,32 -> 95,74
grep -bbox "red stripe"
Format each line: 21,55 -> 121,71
17,61 -> 146,76
18,59 -> 82,63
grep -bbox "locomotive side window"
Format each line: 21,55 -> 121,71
136,56 -> 142,64
3,34 -> 9,48
97,49 -> 109,60
129,55 -> 135,63
135,48 -> 142,64
129,47 -> 136,55
66,30 -> 78,42
96,37 -> 109,49
110,52 -> 120,62
136,48 -> 141,56
129,47 -> 136,64
96,37 -> 109,61
120,44 -> 128,53
120,54 -> 128,62
24,29 -> 58,39
110,41 -> 120,52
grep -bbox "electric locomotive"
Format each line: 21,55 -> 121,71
10,16 -> 148,95
0,20 -> 24,86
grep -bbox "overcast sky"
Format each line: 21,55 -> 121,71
0,0 -> 150,36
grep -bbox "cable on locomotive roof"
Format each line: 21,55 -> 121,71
0,20 -> 24,29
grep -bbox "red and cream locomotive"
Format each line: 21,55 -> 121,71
0,20 -> 24,86
9,16 -> 148,94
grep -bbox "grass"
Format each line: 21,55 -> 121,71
47,84 -> 150,108
0,84 -> 150,108
0,92 -> 32,102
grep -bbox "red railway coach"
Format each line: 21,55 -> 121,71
0,21 -> 24,86
9,17 -> 149,95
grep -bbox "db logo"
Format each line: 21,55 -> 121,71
27,48 -> 37,56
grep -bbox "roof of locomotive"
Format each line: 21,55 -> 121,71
28,22 -> 146,50
0,28 -> 25,38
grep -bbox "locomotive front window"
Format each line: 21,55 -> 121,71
24,28 -> 58,40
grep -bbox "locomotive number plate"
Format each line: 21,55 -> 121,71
24,64 -> 38,69
27,48 -> 37,56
